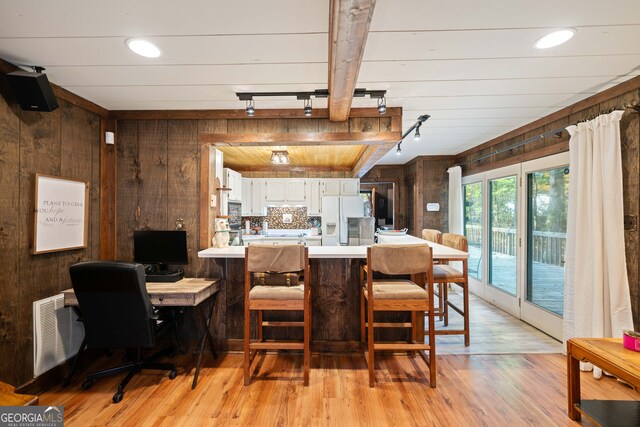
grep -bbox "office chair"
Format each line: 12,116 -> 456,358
68,261 -> 178,403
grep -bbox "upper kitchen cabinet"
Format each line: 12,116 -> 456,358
241,178 -> 252,216
323,180 -> 341,196
322,179 -> 360,196
340,179 -> 359,196
265,180 -> 286,202
224,168 -> 242,202
250,179 -> 266,215
285,180 -> 306,202
306,179 -> 321,215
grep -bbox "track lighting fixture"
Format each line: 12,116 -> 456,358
377,96 -> 387,115
236,88 -> 387,113
245,99 -> 255,117
391,114 -> 430,156
303,99 -> 313,117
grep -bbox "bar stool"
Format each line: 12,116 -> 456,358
433,233 -> 469,346
421,229 -> 445,320
360,243 -> 436,388
243,244 -> 311,385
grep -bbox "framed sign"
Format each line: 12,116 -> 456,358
33,174 -> 89,254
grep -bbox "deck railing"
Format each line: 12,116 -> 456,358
465,224 -> 566,267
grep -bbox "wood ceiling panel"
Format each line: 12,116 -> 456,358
0,1 -> 329,37
0,33 -> 327,66
364,25 -> 640,61
371,0 -> 640,31
218,145 -> 367,171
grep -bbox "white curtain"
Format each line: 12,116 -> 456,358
448,166 -> 463,234
563,110 -> 633,377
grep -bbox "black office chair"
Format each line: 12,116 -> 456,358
68,261 -> 178,403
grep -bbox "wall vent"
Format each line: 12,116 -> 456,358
33,294 -> 84,377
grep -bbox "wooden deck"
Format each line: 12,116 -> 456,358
469,244 -> 564,316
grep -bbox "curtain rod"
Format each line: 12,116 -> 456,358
455,103 -> 640,168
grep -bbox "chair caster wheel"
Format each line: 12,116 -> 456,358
169,370 -> 177,379
81,379 -> 93,390
112,391 -> 124,403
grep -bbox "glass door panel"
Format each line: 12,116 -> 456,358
464,182 -> 482,281
526,167 -> 568,316
489,176 -> 518,296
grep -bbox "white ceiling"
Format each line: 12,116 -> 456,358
1,0 -> 639,164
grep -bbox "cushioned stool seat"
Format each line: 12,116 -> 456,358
365,280 -> 429,300
433,265 -> 464,280
250,284 -> 305,300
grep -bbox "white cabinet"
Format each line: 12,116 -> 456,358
241,178 -> 252,216
265,180 -> 285,202
323,180 -> 341,196
321,179 -> 360,196
251,179 -> 266,215
340,179 -> 359,196
286,180 -> 306,202
224,168 -> 242,202
306,179 -> 321,215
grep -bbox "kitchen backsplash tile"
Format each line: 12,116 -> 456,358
266,206 -> 308,229
243,213 -> 321,230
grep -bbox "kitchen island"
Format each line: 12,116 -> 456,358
198,236 -> 467,351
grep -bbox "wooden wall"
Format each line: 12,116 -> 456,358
386,157 -> 454,236
456,77 -> 640,329
0,80 -> 101,386
115,116 -> 393,261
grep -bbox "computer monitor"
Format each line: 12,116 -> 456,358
133,230 -> 188,282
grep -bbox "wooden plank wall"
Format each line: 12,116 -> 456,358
380,156 -> 454,237
455,80 -> 640,329
0,83 -> 100,386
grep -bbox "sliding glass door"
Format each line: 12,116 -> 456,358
520,154 -> 569,338
461,153 -> 569,339
484,165 -> 521,317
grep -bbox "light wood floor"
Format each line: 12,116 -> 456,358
435,291 -> 562,355
41,351 -> 638,426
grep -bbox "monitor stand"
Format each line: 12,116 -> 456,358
146,264 -> 184,283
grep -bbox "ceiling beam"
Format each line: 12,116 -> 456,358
351,141 -> 397,178
201,131 -> 400,146
328,0 -> 377,122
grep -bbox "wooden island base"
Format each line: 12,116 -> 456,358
209,257 -> 413,351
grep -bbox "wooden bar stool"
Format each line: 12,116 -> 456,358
243,244 -> 311,386
433,233 -> 470,346
421,229 -> 445,320
360,243 -> 436,388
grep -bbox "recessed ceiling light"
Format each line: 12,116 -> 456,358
126,38 -> 162,58
534,29 -> 575,49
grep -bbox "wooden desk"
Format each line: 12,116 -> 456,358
567,338 -> 640,426
63,278 -> 220,389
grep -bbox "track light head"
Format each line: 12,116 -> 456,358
396,144 -> 402,155
377,97 -> 387,114
414,125 -> 421,141
303,99 -> 312,117
245,99 -> 255,117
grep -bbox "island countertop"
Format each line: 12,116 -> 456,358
198,234 -> 467,260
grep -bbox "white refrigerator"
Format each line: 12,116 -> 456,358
321,196 -> 364,245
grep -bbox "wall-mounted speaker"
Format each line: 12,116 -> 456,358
6,71 -> 59,112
